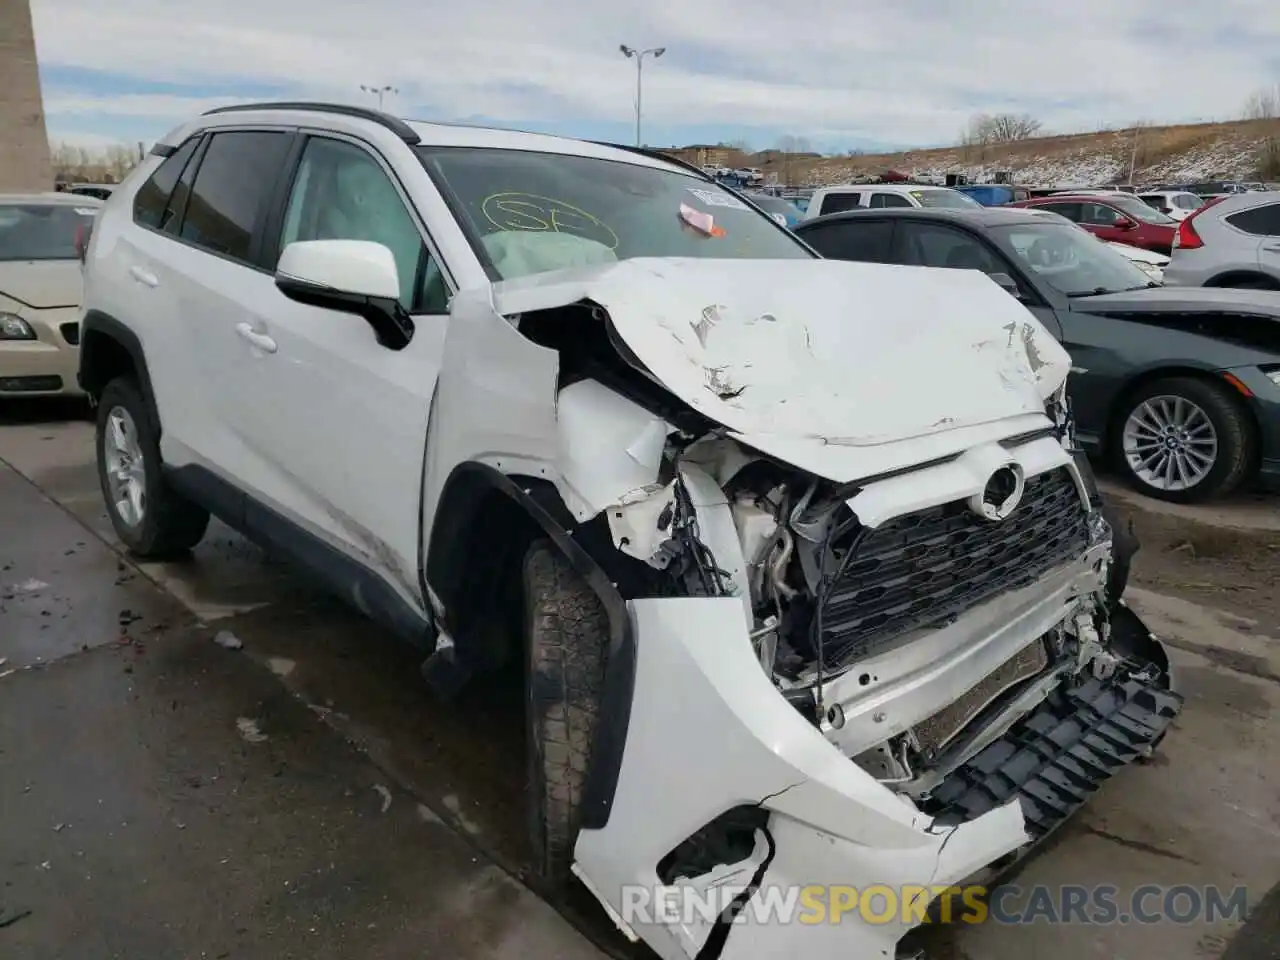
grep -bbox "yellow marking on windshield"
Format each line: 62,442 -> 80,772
481,193 -> 619,250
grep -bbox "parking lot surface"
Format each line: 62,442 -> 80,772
2,410 -> 1277,960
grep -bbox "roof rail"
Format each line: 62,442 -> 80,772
591,142 -> 715,181
202,101 -> 421,144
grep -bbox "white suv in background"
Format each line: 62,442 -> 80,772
76,102 -> 1178,960
802,182 -> 981,218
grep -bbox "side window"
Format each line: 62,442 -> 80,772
180,131 -> 292,263
133,138 -> 200,229
817,192 -> 861,215
1226,204 -> 1280,237
895,222 -> 1007,274
279,137 -> 446,312
1081,202 -> 1122,226
870,192 -> 911,209
1038,202 -> 1082,222
158,136 -> 206,234
801,220 -> 894,263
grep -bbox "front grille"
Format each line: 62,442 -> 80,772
821,468 -> 1089,666
60,321 -> 80,345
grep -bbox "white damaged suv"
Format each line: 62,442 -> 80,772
77,103 -> 1181,960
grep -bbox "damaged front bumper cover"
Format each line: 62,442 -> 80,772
572,596 -> 1181,960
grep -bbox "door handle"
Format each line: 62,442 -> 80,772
128,265 -> 159,288
1262,243 -> 1280,252
235,322 -> 277,354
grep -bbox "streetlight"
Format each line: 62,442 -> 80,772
360,84 -> 399,110
619,44 -> 665,147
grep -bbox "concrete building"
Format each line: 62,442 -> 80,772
0,0 -> 54,192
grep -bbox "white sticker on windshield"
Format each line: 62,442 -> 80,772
74,208 -> 98,216
688,188 -> 747,211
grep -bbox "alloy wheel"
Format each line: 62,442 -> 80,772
103,406 -> 147,527
1121,394 -> 1218,492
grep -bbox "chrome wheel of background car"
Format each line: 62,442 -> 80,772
1122,394 -> 1218,492
102,406 -> 147,527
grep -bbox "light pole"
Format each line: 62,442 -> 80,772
619,45 -> 665,147
360,84 -> 399,110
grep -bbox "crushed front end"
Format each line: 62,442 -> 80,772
569,409 -> 1181,960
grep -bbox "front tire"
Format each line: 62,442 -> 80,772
96,377 -> 210,558
1113,376 -> 1254,503
522,541 -> 609,888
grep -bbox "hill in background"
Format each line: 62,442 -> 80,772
755,118 -> 1280,187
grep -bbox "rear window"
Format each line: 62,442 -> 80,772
817,192 -> 863,215
417,147 -> 811,280
1225,203 -> 1280,237
0,203 -> 98,261
911,189 -> 981,209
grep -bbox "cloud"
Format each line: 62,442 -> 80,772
30,0 -> 1280,153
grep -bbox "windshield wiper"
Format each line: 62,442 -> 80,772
1066,287 -> 1113,298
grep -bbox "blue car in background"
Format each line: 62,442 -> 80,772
955,184 -> 1031,206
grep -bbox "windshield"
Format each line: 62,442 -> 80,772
0,203 -> 97,261
913,188 -> 982,209
417,148 -> 812,279
1103,194 -> 1176,225
991,221 -> 1156,297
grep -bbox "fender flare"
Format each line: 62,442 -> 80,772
425,461 -> 635,830
79,310 -> 160,433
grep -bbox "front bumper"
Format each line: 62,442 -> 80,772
573,595 -> 1180,960
0,309 -> 82,396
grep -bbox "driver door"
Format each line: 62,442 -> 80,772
223,134 -> 453,609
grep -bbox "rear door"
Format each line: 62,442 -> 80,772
147,129 -> 296,480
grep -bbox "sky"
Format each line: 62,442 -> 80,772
31,0 -> 1280,156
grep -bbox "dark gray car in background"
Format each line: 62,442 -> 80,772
794,207 -> 1280,503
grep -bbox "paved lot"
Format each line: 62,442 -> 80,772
2,409 -> 1277,960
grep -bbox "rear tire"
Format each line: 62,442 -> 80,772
96,377 -> 210,558
522,540 -> 609,888
1112,376 -> 1253,503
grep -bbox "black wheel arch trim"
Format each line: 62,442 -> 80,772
79,310 -> 160,433
426,461 -> 635,831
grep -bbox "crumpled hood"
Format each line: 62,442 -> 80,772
487,257 -> 1071,481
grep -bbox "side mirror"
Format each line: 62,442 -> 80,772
989,272 -> 1022,299
275,240 -> 414,350
1115,217 -> 1137,230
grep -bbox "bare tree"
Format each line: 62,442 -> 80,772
49,141 -> 142,182
774,135 -> 814,186
965,112 -> 1043,146
1243,82 -> 1280,120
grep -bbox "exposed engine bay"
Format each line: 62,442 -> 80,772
598,388 -> 1144,795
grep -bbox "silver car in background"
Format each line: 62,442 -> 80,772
1163,192 -> 1280,289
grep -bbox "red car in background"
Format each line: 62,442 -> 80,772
1010,193 -> 1178,254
